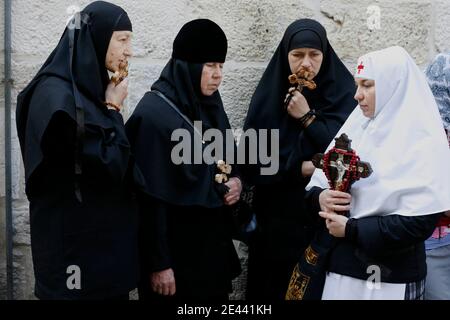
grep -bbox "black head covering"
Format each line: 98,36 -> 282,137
126,20 -> 234,208
172,19 -> 227,63
156,19 -> 229,129
242,19 -> 357,185
16,1 -> 132,197
17,1 -> 132,110
289,29 -> 324,52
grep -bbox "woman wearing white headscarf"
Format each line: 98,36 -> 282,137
305,46 -> 450,300
423,52 -> 450,300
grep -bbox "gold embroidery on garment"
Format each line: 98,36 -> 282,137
305,245 -> 319,266
285,264 -> 310,300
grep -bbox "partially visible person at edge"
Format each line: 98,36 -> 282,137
305,46 -> 450,300
16,1 -> 142,300
423,51 -> 450,300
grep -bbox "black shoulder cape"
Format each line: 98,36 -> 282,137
126,59 -> 237,208
243,19 -> 357,185
16,1 -> 131,193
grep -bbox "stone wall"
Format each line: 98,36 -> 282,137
0,0 -> 5,300
1,0 -> 449,300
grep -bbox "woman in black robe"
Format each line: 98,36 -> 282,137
16,1 -> 139,300
242,19 -> 357,300
125,19 -> 242,302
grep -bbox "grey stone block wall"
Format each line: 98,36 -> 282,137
1,0 -> 449,300
1,0 -> 6,301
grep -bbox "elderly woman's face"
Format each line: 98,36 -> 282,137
354,78 -> 376,118
288,48 -> 323,79
105,31 -> 133,73
200,62 -> 224,96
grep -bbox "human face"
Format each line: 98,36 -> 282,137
354,78 -> 376,118
200,62 -> 224,96
105,31 -> 133,72
288,48 -> 323,79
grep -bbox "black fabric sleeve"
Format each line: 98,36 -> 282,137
285,114 -> 342,182
345,217 -> 358,241
42,109 -> 131,184
303,115 -> 341,152
345,213 -> 440,256
106,109 -> 127,135
284,132 -> 316,181
148,199 -> 173,272
41,110 -> 76,157
304,186 -> 325,222
82,110 -> 130,183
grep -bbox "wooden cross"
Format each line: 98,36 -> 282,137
111,60 -> 129,86
312,133 -> 372,193
284,67 -> 317,109
215,160 -> 232,184
357,62 -> 365,75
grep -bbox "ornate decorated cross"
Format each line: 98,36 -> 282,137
312,133 -> 373,194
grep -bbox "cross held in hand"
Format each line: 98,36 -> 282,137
312,133 -> 373,193
288,69 -> 317,91
284,67 -> 317,109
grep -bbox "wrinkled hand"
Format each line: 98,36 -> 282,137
301,161 -> 316,178
286,88 -> 310,119
319,211 -> 348,238
319,189 -> 351,213
105,78 -> 128,109
151,268 -> 176,296
224,177 -> 242,206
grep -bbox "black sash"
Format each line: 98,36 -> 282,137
286,225 -> 338,300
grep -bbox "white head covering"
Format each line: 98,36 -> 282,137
355,57 -> 375,81
306,46 -> 450,218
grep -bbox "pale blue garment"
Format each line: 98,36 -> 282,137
424,53 -> 450,300
425,229 -> 450,250
425,52 -> 450,251
425,244 -> 450,300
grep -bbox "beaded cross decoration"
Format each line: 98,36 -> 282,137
312,133 -> 373,214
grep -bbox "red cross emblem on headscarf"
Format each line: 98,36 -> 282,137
357,62 -> 365,74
